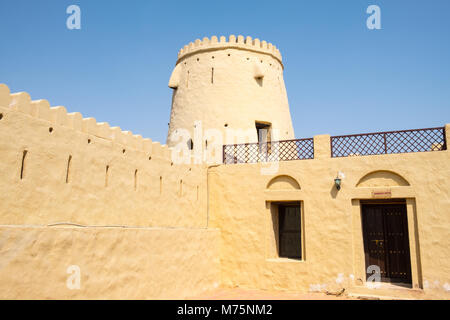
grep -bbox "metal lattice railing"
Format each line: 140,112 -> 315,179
331,127 -> 447,158
223,138 -> 314,164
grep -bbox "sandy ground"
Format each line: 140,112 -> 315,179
188,284 -> 448,300
188,287 -> 354,300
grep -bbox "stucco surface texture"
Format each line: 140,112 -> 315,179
0,83 -> 206,228
0,83 -> 220,299
208,142 -> 450,299
0,226 -> 220,299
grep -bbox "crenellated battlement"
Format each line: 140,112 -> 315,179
0,83 -> 174,160
0,82 -> 207,230
176,35 -> 283,66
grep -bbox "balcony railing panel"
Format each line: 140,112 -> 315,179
331,127 -> 447,158
222,126 -> 447,164
223,138 -> 314,164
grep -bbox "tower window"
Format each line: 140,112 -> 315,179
255,122 -> 272,144
256,122 -> 272,155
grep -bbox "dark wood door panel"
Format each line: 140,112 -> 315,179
384,205 -> 412,282
278,204 -> 302,259
279,233 -> 302,258
362,206 -> 387,278
361,203 -> 412,284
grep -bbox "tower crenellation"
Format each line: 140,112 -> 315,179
167,35 -> 295,153
176,35 -> 283,66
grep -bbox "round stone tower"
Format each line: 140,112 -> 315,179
166,35 -> 295,152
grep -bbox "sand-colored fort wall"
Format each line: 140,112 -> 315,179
209,130 -> 450,298
0,84 -> 207,228
0,225 -> 220,299
0,83 -> 220,299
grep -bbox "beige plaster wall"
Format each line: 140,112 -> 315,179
0,225 -> 220,299
208,135 -> 450,298
0,84 -> 207,228
0,84 -> 221,299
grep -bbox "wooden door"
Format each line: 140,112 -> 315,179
361,203 -> 412,284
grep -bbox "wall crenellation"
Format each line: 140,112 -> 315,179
177,35 -> 283,66
0,83 -> 174,161
0,83 -> 207,228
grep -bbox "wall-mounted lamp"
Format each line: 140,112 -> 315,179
334,175 -> 342,190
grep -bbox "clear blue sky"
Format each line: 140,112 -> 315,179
1,0 -> 449,143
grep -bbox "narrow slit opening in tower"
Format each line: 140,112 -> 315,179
105,165 -> 109,187
134,169 -> 138,191
20,150 -> 28,180
66,155 -> 72,184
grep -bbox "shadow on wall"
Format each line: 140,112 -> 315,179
330,184 -> 338,199
270,202 -> 280,257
